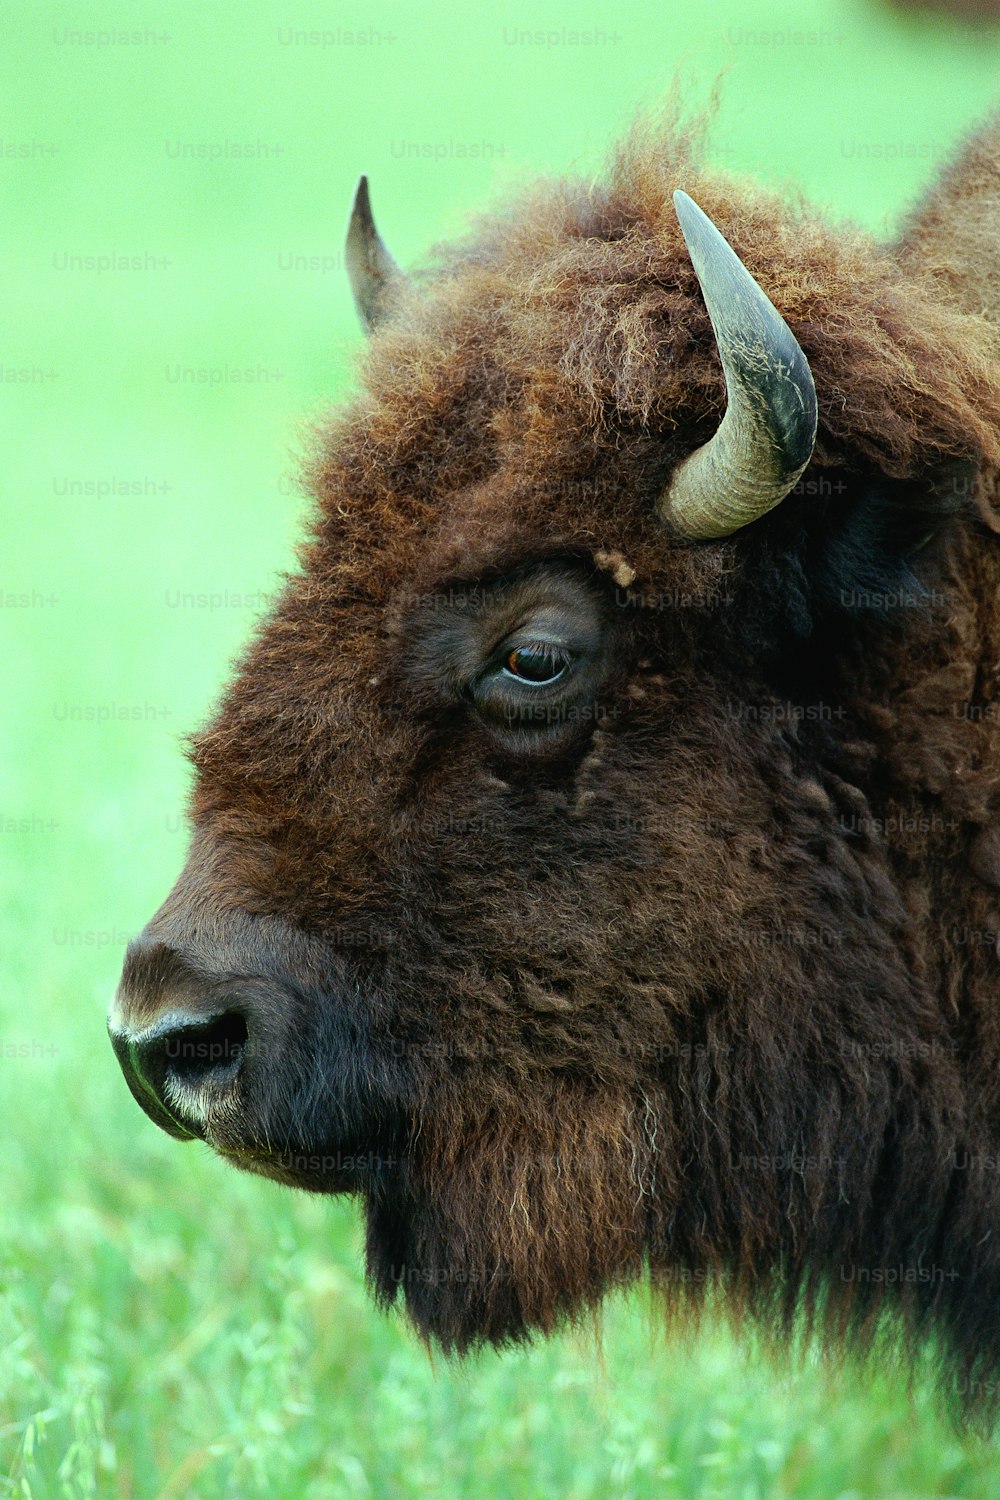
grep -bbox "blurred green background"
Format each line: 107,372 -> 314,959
3,1 -> 1000,1495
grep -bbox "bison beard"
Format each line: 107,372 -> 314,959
110,99 -> 1000,1427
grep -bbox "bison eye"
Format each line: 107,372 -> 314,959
503,643 -> 570,685
454,569 -> 609,744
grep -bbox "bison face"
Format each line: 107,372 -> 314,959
110,559 -> 632,1196
110,134 -> 997,1354
109,516 -> 957,1346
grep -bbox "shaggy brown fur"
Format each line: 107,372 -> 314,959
898,109 -> 1000,326
112,102 -> 1000,1424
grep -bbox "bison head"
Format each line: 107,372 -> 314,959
110,111 -> 1000,1392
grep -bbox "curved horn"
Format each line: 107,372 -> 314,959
657,191 -> 818,541
345,176 -> 405,333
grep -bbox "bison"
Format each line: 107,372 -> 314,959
110,102 -> 1000,1420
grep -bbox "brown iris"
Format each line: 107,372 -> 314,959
503,645 -> 568,685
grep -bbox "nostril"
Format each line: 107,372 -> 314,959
127,1010 -> 249,1124
162,1011 -> 248,1089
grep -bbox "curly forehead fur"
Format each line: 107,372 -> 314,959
148,104 -> 1000,1426
313,101 -> 1000,543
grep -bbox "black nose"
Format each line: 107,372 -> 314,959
109,1009 -> 248,1139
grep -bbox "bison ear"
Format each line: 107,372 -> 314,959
345,176 -> 406,333
894,108 -> 1000,324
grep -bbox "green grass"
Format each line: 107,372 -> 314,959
4,0 -> 1000,1494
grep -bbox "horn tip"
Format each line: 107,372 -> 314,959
350,174 -> 373,228
672,189 -> 714,248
